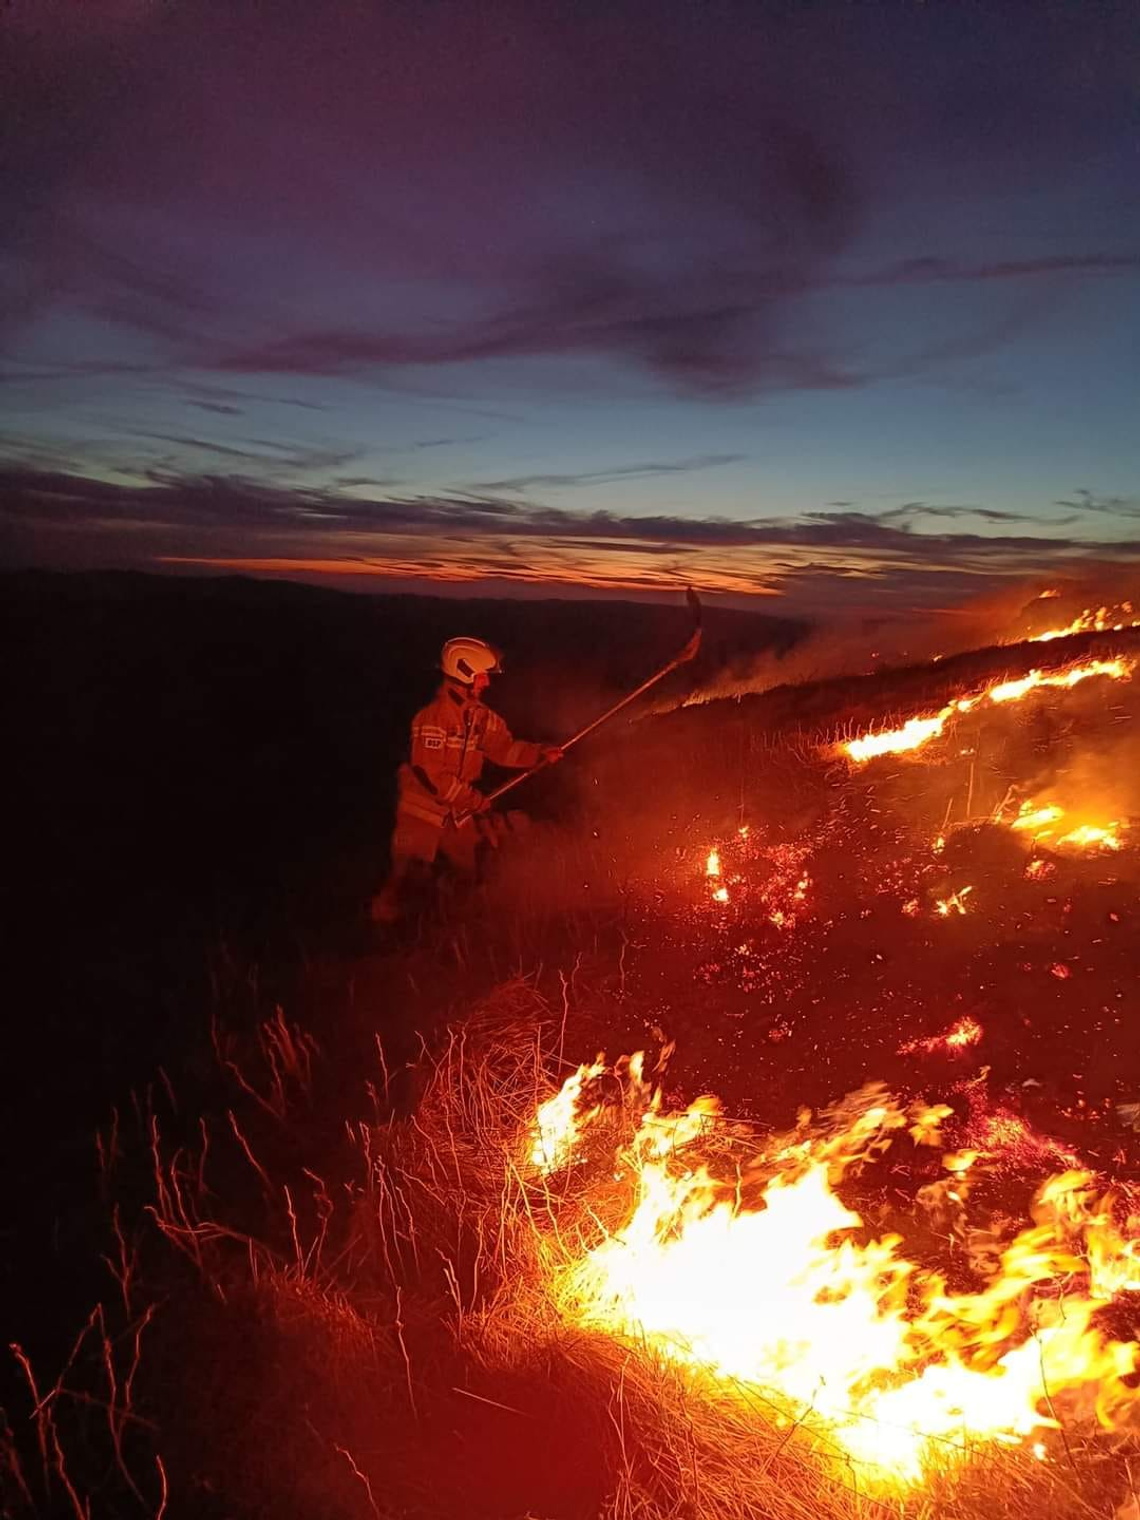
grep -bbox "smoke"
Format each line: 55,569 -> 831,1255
1005,717 -> 1140,834
648,580 -> 1045,714
649,567 -> 1140,717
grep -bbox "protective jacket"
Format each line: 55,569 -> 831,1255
396,680 -> 542,827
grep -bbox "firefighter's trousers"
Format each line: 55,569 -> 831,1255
370,808 -> 528,924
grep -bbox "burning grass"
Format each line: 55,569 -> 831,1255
11,606 -> 1140,1518
840,655 -> 1134,765
13,977 -> 1139,1520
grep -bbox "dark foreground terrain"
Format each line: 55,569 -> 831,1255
0,574 -> 796,1379
4,570 -> 1140,1519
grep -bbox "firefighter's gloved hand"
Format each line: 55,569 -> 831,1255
538,745 -> 565,767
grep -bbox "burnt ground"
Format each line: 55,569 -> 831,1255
4,570 -> 1140,1516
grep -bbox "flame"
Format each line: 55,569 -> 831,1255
845,713 -> 950,762
987,658 -> 1130,704
899,1015 -> 984,1057
1010,803 -> 1064,836
698,836 -> 813,929
1030,601 -> 1138,642
935,886 -> 972,917
530,1055 -> 610,1172
533,1065 -> 1140,1482
842,657 -> 1133,764
1056,823 -> 1123,852
998,799 -> 1126,853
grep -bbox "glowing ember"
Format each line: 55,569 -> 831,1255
842,657 -> 1133,764
697,835 -> 813,931
1024,858 -> 1054,881
946,1015 -> 983,1049
963,1107 -> 1082,1174
935,886 -> 973,917
533,1065 -> 1140,1481
899,1015 -> 984,1057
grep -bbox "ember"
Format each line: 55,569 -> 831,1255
961,1105 -> 1083,1174
935,886 -> 973,917
899,1015 -> 984,1056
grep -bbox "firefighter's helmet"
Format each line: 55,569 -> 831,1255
441,636 -> 502,685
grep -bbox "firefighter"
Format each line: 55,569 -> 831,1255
369,636 -> 563,924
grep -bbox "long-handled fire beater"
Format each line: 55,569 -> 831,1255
455,588 -> 703,827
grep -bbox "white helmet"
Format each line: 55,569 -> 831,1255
441,636 -> 502,685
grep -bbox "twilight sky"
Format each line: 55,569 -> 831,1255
2,0 -> 1139,615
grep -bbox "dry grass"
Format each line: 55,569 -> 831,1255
7,978 -> 1138,1519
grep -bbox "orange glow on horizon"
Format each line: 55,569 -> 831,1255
154,554 -> 786,600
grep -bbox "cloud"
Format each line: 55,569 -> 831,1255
5,466 -> 1140,614
4,3 -> 1137,414
470,454 -> 746,492
866,501 -> 1072,526
844,253 -> 1140,289
1055,489 -> 1140,521
123,430 -> 363,477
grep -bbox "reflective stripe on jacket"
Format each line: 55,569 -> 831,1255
396,680 -> 542,825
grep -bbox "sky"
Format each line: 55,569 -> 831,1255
2,0 -> 1139,617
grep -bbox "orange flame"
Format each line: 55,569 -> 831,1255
532,1066 -> 1140,1481
1057,823 -> 1123,852
998,799 -> 1126,853
842,656 -> 1133,764
1030,601 -> 1138,643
